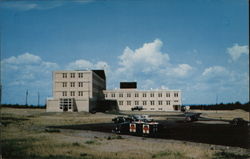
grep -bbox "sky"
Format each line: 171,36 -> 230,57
0,0 -> 249,105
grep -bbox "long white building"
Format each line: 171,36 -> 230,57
103,88 -> 181,111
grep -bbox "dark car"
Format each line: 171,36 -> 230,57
230,118 -> 248,126
131,106 -> 143,111
185,113 -> 201,122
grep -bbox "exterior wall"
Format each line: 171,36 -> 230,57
75,99 -> 89,112
103,89 -> 181,111
46,99 -> 61,112
47,70 -> 106,112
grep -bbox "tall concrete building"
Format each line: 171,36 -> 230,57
103,82 -> 181,111
46,70 -> 106,112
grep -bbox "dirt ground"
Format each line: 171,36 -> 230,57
1,107 -> 250,159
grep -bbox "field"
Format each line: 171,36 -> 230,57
1,107 -> 249,159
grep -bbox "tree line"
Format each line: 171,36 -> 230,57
1,104 -> 46,109
189,101 -> 250,112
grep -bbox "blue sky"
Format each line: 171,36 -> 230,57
0,0 -> 249,105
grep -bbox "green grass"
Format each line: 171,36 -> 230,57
45,128 -> 61,133
212,151 -> 249,159
72,142 -> 81,146
1,107 -> 249,159
107,135 -> 123,140
85,140 -> 97,144
152,151 -> 188,159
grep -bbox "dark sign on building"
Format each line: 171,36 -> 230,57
120,82 -> 137,89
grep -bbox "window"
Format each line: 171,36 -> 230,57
62,91 -> 67,96
70,82 -> 75,87
78,73 -> 83,78
62,82 -> 67,87
150,101 -> 155,105
70,73 -> 75,78
150,93 -> 154,97
111,93 -> 115,97
158,108 -> 163,110
135,93 -> 139,97
143,101 -> 147,105
127,101 -> 131,105
143,93 -> 147,97
78,91 -> 83,96
127,93 -> 131,97
166,101 -> 170,105
62,73 -> 67,78
135,101 -> 139,105
59,98 -> 74,111
158,101 -> 163,105
119,101 -> 123,105
150,108 -> 155,110
119,93 -> 123,97
174,100 -> 179,103
105,94 -> 108,98
70,91 -> 75,96
174,93 -> 178,97
166,93 -> 170,97
158,93 -> 162,97
78,82 -> 83,87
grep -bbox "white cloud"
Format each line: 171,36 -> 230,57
202,66 -> 229,77
1,52 -> 59,84
66,59 -> 110,72
66,59 -> 93,70
1,2 -> 39,11
118,39 -> 170,74
3,53 -> 42,65
0,0 -> 94,11
227,43 -> 249,61
172,64 -> 193,77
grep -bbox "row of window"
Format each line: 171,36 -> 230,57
62,91 -> 84,97
62,82 -> 85,88
106,92 -> 179,98
118,100 -> 177,106
62,73 -> 84,78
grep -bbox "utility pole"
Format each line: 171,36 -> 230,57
37,91 -> 40,106
0,31 -> 2,105
216,94 -> 218,105
216,94 -> 218,113
25,90 -> 28,106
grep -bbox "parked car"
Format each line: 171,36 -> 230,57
185,113 -> 201,122
128,115 -> 154,122
230,118 -> 248,126
131,106 -> 143,111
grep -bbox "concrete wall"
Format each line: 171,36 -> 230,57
75,99 -> 89,112
46,99 -> 61,112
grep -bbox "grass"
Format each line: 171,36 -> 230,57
212,151 -> 250,159
106,135 -> 124,140
85,140 -> 97,144
1,107 -> 249,159
152,151 -> 187,159
45,128 -> 61,133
